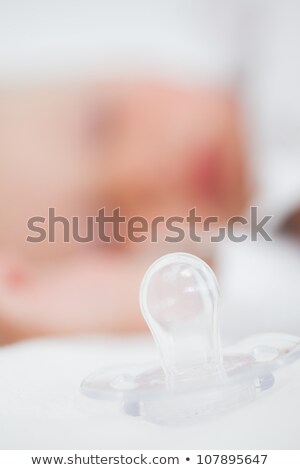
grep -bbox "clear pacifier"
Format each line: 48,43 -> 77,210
81,252 -> 300,425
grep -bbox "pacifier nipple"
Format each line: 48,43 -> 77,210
140,253 -> 222,382
81,252 -> 300,425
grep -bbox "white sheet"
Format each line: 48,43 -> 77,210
1,335 -> 300,449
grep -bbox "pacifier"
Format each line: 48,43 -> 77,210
81,252 -> 300,425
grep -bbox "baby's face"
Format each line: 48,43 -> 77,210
0,79 -> 248,340
1,80 -> 247,262
99,82 -> 248,221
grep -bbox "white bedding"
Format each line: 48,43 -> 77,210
1,334 -> 300,450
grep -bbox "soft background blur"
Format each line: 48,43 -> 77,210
0,0 -> 300,344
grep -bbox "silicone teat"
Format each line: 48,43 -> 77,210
81,252 -> 300,425
140,253 -> 222,381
